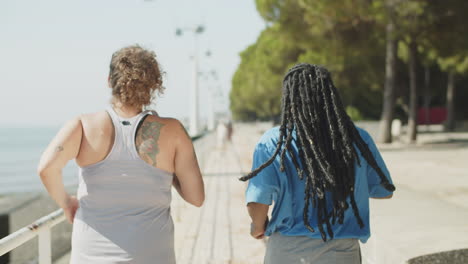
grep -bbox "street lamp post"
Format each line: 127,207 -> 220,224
202,70 -> 218,131
176,25 -> 204,136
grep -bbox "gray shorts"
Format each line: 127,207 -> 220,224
265,233 -> 361,264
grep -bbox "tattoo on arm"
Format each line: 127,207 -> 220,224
55,146 -> 64,153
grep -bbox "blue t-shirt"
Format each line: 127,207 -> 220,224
245,126 -> 394,243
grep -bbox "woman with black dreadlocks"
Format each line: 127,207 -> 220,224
242,63 -> 395,264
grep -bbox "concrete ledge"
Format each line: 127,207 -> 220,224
361,186 -> 468,264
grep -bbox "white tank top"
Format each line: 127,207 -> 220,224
70,107 -> 175,264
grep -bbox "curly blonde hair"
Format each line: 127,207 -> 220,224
109,45 -> 164,109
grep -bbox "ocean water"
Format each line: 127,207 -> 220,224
0,126 -> 78,195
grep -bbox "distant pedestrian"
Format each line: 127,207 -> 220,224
241,63 -> 395,264
226,120 -> 233,142
217,121 -> 228,148
38,45 -> 205,264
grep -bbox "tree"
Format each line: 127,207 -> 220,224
423,0 -> 468,131
231,0 -> 388,120
385,0 -> 444,143
437,55 -> 468,131
231,0 -> 468,129
377,1 -> 398,143
407,40 -> 418,143
230,26 -> 302,120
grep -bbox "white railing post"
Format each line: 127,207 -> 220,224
38,228 -> 52,264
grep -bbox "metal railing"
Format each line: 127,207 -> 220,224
0,209 -> 65,264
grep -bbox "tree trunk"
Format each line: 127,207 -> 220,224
445,71 -> 456,131
378,19 -> 397,143
407,41 -> 418,143
424,65 -> 431,131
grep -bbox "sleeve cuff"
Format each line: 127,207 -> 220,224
369,184 -> 393,198
245,185 -> 273,205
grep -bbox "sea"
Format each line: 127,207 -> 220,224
0,126 -> 78,195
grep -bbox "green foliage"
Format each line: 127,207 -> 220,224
346,106 -> 364,121
230,0 -> 468,121
230,26 -> 302,120
231,0 -> 387,120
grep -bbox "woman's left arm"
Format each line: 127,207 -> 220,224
37,117 -> 82,223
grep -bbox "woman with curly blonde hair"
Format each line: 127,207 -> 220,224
38,45 -> 205,263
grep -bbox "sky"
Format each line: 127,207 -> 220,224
0,0 -> 265,127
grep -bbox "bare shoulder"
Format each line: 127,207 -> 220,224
144,116 -> 188,136
79,111 -> 109,126
65,115 -> 83,127
59,116 -> 83,136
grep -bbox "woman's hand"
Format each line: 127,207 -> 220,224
63,196 -> 79,224
250,217 -> 269,239
247,202 -> 270,239
250,223 -> 265,239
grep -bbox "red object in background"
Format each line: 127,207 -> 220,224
418,107 -> 447,124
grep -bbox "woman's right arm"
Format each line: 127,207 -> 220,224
37,117 -> 82,223
173,121 -> 205,207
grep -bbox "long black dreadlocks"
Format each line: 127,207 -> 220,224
240,63 -> 395,241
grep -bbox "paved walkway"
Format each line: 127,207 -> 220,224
361,131 -> 468,263
378,137 -> 468,210
172,123 -> 272,264
172,139 -> 266,263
